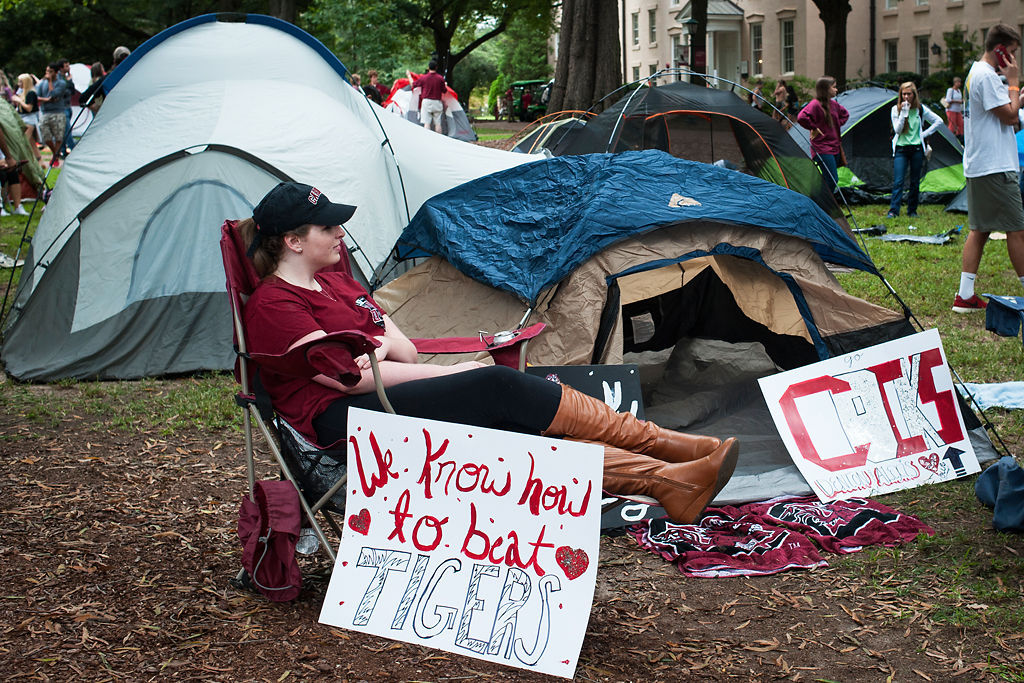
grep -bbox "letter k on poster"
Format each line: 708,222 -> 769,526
319,408 -> 602,678
758,329 -> 979,502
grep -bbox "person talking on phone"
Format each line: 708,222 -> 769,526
953,24 -> 1024,313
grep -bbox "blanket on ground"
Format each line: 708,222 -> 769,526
629,495 -> 934,577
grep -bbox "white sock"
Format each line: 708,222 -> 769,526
958,272 -> 976,299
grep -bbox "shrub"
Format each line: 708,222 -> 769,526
873,71 -> 922,90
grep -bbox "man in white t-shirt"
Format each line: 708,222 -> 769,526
954,24 -> 1024,313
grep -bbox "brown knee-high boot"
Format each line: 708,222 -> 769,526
542,384 -> 722,463
601,438 -> 740,524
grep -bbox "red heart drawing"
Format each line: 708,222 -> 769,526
918,452 -> 940,474
555,546 -> 589,580
348,508 -> 371,535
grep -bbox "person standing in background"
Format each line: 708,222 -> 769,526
772,79 -> 787,117
887,82 -> 943,218
796,76 -> 849,195
953,24 -> 1024,313
407,61 -> 446,133
945,76 -> 964,139
35,62 -> 68,166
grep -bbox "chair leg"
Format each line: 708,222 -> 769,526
243,408 -> 256,502
251,407 -> 338,563
323,509 -> 345,538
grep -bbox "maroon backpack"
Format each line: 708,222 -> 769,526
238,480 -> 302,602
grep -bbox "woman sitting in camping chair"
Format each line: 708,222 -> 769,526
240,182 -> 740,524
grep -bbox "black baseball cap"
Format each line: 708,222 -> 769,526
249,182 -> 356,256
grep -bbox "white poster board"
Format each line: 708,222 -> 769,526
758,329 -> 979,501
319,408 -> 602,679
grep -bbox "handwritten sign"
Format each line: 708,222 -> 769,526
758,329 -> 979,501
319,408 -> 602,679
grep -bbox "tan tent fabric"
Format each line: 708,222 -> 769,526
372,220 -> 905,366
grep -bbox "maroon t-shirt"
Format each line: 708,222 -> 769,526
244,272 -> 387,442
413,71 -> 447,101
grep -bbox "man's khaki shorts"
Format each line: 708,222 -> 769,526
967,171 -> 1024,232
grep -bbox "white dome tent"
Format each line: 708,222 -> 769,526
2,13 -> 536,381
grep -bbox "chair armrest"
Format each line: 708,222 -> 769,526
411,323 -> 546,368
249,330 -> 380,385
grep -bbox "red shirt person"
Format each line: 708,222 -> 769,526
407,61 -> 447,133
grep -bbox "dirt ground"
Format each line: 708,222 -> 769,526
2,383 -> 1023,682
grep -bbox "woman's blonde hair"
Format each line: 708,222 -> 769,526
898,82 -> 920,134
16,73 -> 34,93
238,218 -> 312,278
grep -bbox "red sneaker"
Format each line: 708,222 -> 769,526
952,294 -> 987,313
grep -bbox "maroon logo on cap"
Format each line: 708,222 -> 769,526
308,187 -> 322,204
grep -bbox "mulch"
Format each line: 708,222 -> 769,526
2,392 -> 1023,681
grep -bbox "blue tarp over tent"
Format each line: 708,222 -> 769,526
395,150 -> 876,304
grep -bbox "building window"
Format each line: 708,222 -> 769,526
648,9 -> 657,44
885,39 -> 898,72
916,35 -> 930,76
671,34 -> 681,65
632,65 -> 641,82
780,19 -> 794,73
750,23 -> 763,75
885,0 -> 898,9
915,0 -> 928,5
632,12 -> 639,46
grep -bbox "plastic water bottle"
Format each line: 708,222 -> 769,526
296,527 -> 320,555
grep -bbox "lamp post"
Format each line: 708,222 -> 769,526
682,18 -> 698,83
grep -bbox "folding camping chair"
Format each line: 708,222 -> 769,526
219,220 -> 545,565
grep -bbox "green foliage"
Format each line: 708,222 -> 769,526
872,71 -> 921,90
759,74 -> 815,108
302,0 -> 430,84
0,0 -> 266,76
493,4 -> 553,83
450,49 -> 496,107
487,73 -> 509,117
920,69 -> 956,109
942,24 -> 980,75
776,74 -> 815,106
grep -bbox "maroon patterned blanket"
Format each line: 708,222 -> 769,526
629,496 -> 934,577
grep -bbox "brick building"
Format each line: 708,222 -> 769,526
617,0 -> 1024,87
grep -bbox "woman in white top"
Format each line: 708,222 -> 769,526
12,74 -> 41,162
887,82 -> 943,218
944,76 -> 964,138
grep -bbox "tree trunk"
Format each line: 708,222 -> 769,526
267,0 -> 297,23
690,0 -> 707,87
812,0 -> 852,90
548,0 -> 621,113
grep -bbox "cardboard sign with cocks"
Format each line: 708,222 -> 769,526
319,408 -> 602,679
758,329 -> 979,501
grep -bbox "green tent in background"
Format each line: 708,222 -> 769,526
0,100 -> 45,187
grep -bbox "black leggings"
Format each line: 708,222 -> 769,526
312,365 -> 563,446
